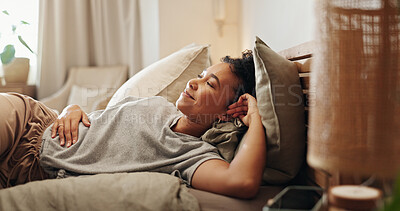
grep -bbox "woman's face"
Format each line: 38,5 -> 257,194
176,62 -> 240,125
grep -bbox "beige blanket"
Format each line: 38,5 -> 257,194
0,172 -> 200,211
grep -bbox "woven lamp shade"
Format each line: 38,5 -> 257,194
308,0 -> 400,178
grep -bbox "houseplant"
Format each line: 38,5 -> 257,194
0,10 -> 35,84
380,174 -> 400,211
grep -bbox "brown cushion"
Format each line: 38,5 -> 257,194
253,36 -> 306,184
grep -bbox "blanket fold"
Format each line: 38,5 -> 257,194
0,172 -> 200,211
201,118 -> 247,162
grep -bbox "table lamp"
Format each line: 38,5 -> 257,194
308,0 -> 400,209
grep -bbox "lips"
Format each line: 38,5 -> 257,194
183,89 -> 195,100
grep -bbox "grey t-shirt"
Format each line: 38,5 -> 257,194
40,96 -> 224,185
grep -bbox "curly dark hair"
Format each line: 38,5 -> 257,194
221,49 -> 256,104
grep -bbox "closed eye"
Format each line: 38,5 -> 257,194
198,74 -> 215,89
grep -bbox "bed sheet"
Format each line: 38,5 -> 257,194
189,185 -> 284,211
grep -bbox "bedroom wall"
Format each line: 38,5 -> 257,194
153,0 -> 316,65
140,0 -> 160,67
240,0 -> 316,52
158,0 -> 241,64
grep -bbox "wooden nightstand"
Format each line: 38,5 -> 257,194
0,83 -> 37,99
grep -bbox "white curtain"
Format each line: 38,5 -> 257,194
37,0 -> 143,99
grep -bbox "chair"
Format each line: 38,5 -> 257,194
41,65 -> 128,113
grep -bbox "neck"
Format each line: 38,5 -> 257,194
172,116 -> 211,138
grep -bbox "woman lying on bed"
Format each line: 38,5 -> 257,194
0,51 -> 266,199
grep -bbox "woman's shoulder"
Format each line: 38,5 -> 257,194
108,96 -> 167,107
111,96 -> 177,111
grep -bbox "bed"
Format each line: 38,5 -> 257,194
0,39 -> 316,211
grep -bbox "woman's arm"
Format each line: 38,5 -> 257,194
191,94 -> 266,199
51,105 -> 91,147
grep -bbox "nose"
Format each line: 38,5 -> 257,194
188,78 -> 198,90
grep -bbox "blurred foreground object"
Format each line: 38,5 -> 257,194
308,0 -> 400,209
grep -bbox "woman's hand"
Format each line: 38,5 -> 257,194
51,105 -> 91,147
226,94 -> 261,127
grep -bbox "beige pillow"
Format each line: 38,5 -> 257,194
107,44 -> 210,107
254,37 -> 306,184
67,85 -> 110,113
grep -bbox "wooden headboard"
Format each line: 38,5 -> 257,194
278,41 -> 365,189
278,41 -> 313,119
278,41 -> 331,189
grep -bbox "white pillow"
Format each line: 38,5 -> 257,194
107,43 -> 210,107
68,85 -> 110,113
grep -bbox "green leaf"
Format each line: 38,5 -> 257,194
389,175 -> 400,210
18,35 -> 34,54
2,10 -> 9,15
12,25 -> 16,33
0,45 -> 15,64
20,21 -> 30,25
381,174 -> 400,211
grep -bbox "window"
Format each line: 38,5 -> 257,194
0,0 -> 39,84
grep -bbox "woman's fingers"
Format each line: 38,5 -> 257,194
82,113 -> 91,127
64,120 -> 73,147
227,95 -> 250,119
71,119 -> 79,144
232,111 -> 247,118
225,93 -> 258,126
51,105 -> 89,147
228,99 -> 248,109
228,104 -> 247,117
51,121 -> 59,138
58,124 -> 65,146
53,119 -> 78,147
226,105 -> 248,116
225,94 -> 258,125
